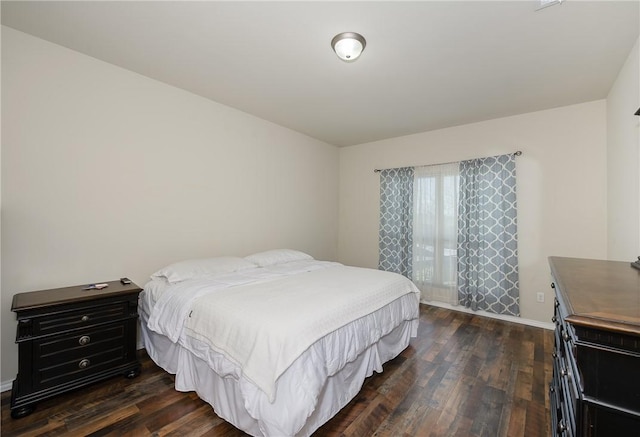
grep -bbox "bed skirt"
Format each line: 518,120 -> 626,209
139,308 -> 417,437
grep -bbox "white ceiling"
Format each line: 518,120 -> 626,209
2,1 -> 639,147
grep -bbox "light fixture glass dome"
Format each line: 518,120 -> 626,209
331,32 -> 366,62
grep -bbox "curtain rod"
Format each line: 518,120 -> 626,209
373,151 -> 522,173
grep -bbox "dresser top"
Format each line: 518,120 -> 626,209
549,256 -> 640,336
11,280 -> 142,312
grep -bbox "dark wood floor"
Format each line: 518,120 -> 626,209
1,305 -> 553,437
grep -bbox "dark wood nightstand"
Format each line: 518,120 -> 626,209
10,280 -> 142,419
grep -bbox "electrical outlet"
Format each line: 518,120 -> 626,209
536,292 -> 545,303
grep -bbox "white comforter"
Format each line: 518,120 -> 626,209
146,260 -> 340,342
145,262 -> 420,401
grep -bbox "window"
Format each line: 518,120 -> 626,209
412,163 -> 459,304
378,153 -> 519,316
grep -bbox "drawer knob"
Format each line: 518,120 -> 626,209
558,420 -> 567,432
79,335 -> 91,346
551,282 -> 556,289
549,385 -> 555,393
78,359 -> 90,369
552,316 -> 557,323
81,315 -> 90,322
562,331 -> 570,342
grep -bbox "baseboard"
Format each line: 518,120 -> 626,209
421,300 -> 555,330
1,380 -> 12,393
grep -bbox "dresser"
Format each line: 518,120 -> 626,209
10,280 -> 142,419
549,257 -> 640,436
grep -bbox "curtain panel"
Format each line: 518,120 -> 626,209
457,154 -> 520,316
378,167 -> 414,278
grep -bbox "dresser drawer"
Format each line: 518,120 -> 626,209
31,302 -> 129,336
559,360 -> 579,436
583,401 -> 640,436
37,323 -> 126,365
558,398 -> 574,437
551,356 -> 562,414
550,381 -> 560,436
553,350 -> 570,436
576,344 -> 640,411
554,296 -> 583,391
37,345 -> 127,389
560,332 -> 581,413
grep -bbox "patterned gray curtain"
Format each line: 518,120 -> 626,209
457,154 -> 519,316
378,167 -> 414,278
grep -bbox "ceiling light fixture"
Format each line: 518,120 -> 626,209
331,32 -> 366,62
535,0 -> 563,11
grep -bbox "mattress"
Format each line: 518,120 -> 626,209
139,260 -> 420,436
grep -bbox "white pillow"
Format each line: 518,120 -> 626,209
244,249 -> 313,267
151,256 -> 256,283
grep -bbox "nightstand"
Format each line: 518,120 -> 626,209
10,280 -> 142,419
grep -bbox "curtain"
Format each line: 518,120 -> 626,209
412,163 -> 459,304
378,167 -> 414,278
457,154 -> 519,316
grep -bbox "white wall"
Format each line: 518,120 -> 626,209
607,37 -> 640,261
1,27 -> 339,383
338,101 -> 608,323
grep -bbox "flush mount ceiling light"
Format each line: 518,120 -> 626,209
535,0 -> 563,11
331,32 -> 366,62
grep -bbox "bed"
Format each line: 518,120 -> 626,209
139,249 -> 420,436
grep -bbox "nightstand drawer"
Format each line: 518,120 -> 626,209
37,324 -> 126,365
34,302 -> 129,336
37,345 -> 126,388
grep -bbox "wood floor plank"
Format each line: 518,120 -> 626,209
1,305 -> 553,437
65,405 -> 141,436
154,404 -> 222,437
505,397 -> 528,437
